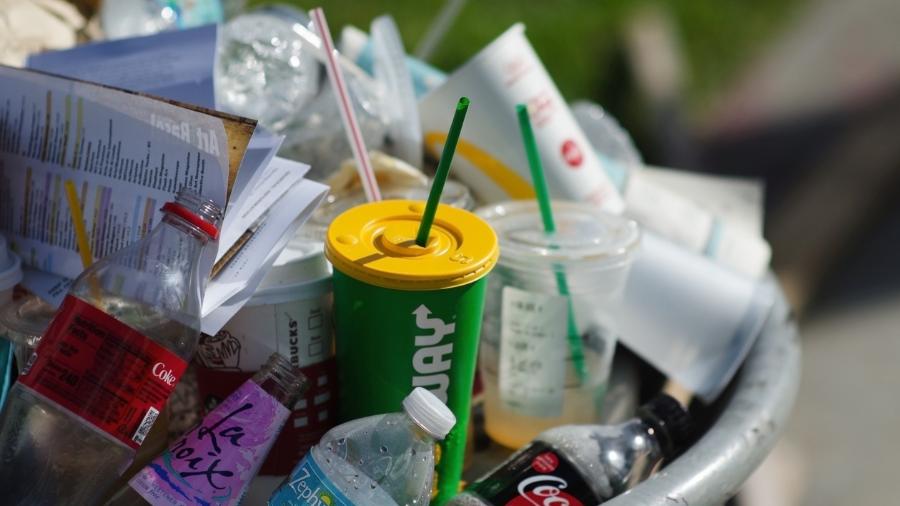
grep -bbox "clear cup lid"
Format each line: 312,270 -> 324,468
0,294 -> 54,348
297,179 -> 473,243
476,200 -> 640,270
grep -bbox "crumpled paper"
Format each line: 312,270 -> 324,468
0,0 -> 84,67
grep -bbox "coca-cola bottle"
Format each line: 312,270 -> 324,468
105,352 -> 309,506
0,188 -> 222,505
448,395 -> 693,506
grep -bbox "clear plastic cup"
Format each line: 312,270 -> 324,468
476,200 -> 640,449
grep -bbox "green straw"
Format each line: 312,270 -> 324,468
415,97 -> 470,247
516,103 -> 587,383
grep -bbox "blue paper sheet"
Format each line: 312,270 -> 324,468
27,25 -> 218,109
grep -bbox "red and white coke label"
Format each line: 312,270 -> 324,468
468,442 -> 596,506
18,295 -> 187,450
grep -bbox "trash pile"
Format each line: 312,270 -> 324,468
0,2 -> 776,505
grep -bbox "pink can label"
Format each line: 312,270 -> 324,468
129,381 -> 290,505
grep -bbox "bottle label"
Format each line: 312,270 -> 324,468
499,286 -> 568,417
17,295 -> 187,449
129,380 -> 290,506
269,452 -> 353,506
195,357 -> 339,475
467,442 -> 599,506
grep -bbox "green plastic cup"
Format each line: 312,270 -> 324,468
325,199 -> 498,503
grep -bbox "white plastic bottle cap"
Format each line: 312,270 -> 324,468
402,387 -> 456,440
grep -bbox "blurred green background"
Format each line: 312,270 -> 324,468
256,0 -> 804,116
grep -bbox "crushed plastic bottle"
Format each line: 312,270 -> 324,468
216,6 -> 388,181
0,188 -> 222,505
215,6 -> 320,133
268,387 -> 456,505
277,66 -> 388,182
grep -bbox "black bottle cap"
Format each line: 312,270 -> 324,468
637,394 -> 694,457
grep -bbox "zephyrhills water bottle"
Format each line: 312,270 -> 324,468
448,395 -> 692,506
0,188 -> 222,505
105,352 -> 309,505
268,387 -> 457,506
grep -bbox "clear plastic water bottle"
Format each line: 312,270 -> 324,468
0,188 -> 222,505
106,352 -> 309,505
268,387 -> 456,506
447,394 -> 693,506
100,0 -> 224,40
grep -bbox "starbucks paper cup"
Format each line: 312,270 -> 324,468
195,243 -> 335,475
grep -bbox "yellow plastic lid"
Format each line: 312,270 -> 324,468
325,200 -> 499,291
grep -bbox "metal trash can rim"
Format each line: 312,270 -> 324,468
605,276 -> 801,506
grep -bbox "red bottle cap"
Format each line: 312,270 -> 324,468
162,201 -> 220,240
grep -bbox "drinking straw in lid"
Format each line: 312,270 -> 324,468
311,7 -> 381,202
415,97 -> 470,247
516,103 -> 587,382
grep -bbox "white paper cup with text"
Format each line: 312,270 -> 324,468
420,24 -> 624,213
195,242 -> 335,475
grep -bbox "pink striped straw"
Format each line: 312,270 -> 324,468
311,7 -> 381,202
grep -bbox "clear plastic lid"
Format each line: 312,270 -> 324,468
296,179 -> 474,243
0,294 -> 54,349
476,200 -> 640,272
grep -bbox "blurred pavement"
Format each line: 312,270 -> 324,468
746,294 -> 900,505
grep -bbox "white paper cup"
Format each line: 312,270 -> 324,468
195,243 -> 336,474
420,24 -> 624,213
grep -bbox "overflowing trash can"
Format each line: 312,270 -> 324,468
0,2 -> 800,505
